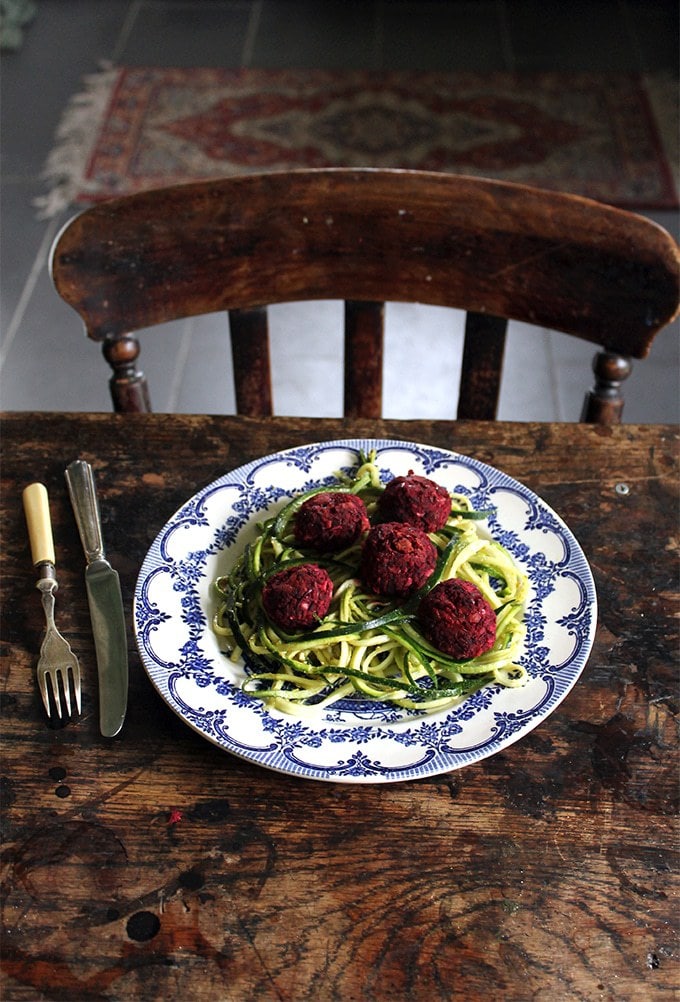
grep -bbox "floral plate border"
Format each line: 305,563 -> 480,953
133,439 -> 597,783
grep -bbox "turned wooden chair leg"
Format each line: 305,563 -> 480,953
581,350 -> 632,424
103,334 -> 151,412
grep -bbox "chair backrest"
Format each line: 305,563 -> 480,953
50,168 -> 680,423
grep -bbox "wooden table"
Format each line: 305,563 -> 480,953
1,412 -> 678,1001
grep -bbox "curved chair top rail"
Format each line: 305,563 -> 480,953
51,168 -> 680,357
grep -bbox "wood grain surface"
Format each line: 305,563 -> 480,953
1,413 -> 678,1001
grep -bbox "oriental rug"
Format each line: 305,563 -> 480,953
38,66 -> 679,218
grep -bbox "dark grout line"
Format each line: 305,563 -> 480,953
374,0 -> 384,72
496,0 -> 516,73
0,215 -> 61,369
618,0 -> 645,75
111,1 -> 142,65
241,0 -> 263,68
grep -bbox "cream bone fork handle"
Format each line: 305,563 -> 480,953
22,483 -> 82,720
65,460 -> 128,737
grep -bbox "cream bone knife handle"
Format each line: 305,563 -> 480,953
23,483 -> 57,575
65,461 -> 105,563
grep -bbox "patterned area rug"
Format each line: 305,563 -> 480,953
38,66 -> 679,217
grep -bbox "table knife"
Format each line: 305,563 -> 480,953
65,460 -> 128,737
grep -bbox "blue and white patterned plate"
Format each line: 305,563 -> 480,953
134,439 -> 596,783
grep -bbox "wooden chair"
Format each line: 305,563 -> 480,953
50,168 -> 680,423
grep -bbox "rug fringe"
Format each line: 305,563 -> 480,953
34,62 -> 120,219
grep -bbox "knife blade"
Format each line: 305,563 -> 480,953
65,460 -> 128,737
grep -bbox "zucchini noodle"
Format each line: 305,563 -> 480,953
213,451 -> 529,717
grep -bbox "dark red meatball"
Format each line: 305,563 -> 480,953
378,473 -> 451,532
361,522 -> 437,598
294,491 -> 369,552
418,579 -> 496,659
262,563 -> 333,631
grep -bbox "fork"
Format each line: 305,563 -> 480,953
22,483 -> 82,721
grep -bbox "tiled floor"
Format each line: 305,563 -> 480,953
1,0 -> 678,421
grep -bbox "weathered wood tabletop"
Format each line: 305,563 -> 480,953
1,413 -> 678,1001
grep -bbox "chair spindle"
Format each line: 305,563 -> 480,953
344,300 -> 384,419
229,307 -> 273,417
457,313 -> 508,420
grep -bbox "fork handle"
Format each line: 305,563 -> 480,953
23,483 -> 56,567
65,460 -> 104,563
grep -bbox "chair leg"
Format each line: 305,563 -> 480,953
581,350 -> 632,424
103,334 -> 151,412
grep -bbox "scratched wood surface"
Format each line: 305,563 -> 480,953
1,413 -> 678,1001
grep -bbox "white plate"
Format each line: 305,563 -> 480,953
134,439 -> 596,783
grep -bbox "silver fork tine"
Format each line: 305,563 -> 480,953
45,662 -> 82,718
23,483 -> 81,723
37,670 -> 51,717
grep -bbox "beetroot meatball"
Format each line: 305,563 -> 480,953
262,563 -> 333,632
378,473 -> 451,532
418,579 -> 496,659
361,522 -> 437,598
294,491 -> 369,552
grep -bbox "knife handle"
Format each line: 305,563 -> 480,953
65,460 -> 105,564
23,483 -> 56,567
